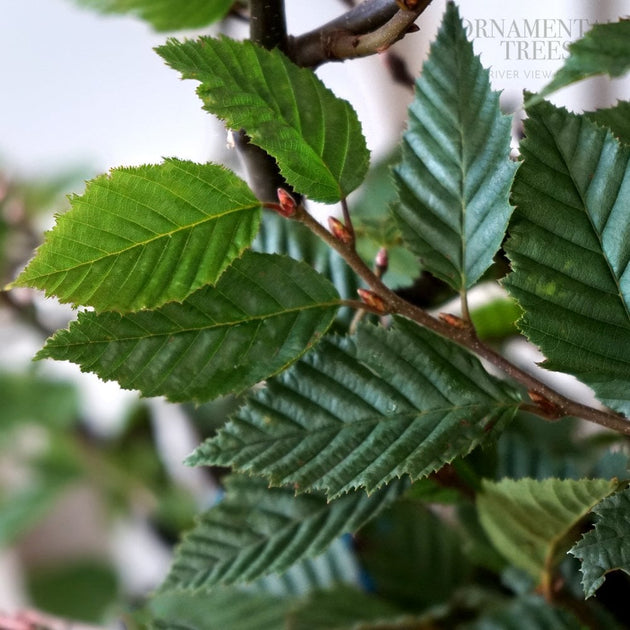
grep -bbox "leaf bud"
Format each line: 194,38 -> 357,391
357,288 -> 388,314
276,188 -> 297,218
375,247 -> 389,275
438,312 -> 468,329
528,390 -> 563,420
328,216 -> 353,245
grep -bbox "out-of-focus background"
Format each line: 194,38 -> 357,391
0,0 -> 628,625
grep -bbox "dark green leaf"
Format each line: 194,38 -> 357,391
37,251 -> 339,403
463,594 -> 583,630
14,160 -> 260,312
570,486 -> 630,597
157,37 -> 369,203
357,500 -> 471,610
250,537 -> 362,597
286,585 -> 404,630
392,2 -> 516,291
149,588 -> 289,630
253,210 -> 359,327
531,20 -> 630,104
504,100 -> 630,415
586,101 -> 630,146
477,478 -> 616,584
162,475 -> 406,590
75,0 -> 232,31
191,317 -> 519,497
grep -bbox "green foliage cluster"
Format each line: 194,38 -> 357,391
6,0 -> 630,627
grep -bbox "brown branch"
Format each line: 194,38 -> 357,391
287,0 -> 433,68
294,205 -> 630,437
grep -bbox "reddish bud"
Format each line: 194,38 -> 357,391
375,247 -> 389,275
328,216 -> 353,245
357,288 -> 388,314
396,0 -> 421,9
438,312 -> 468,329
276,188 -> 297,217
528,390 -> 563,420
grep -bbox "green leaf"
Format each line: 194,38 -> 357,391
477,478 -> 617,584
463,594 -> 584,630
191,317 -> 519,497
162,475 -> 406,590
357,500 -> 471,610
149,588 -> 289,630
392,2 -> 516,292
570,486 -> 630,597
37,251 -> 339,403
531,20 -> 630,105
250,537 -> 362,597
253,211 -> 359,327
27,561 -> 118,624
286,585 -> 404,630
0,371 -> 78,433
586,101 -> 630,145
504,100 -> 630,415
74,0 -> 232,31
13,160 -> 261,312
157,37 -> 369,203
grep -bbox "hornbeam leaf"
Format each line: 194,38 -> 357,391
74,0 -> 232,31
504,100 -> 630,415
157,37 -> 369,203
149,588 -> 289,630
586,101 -> 630,145
191,317 -> 520,498
13,160 -> 261,312
570,487 -> 630,598
531,20 -> 630,105
162,475 -> 406,590
465,594 -> 584,630
392,2 -> 516,292
36,252 -> 339,403
477,478 -> 617,584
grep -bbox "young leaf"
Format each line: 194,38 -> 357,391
392,2 -> 516,292
157,37 -> 369,203
36,252 -> 339,403
531,20 -> 630,105
161,475 -> 406,591
191,317 -> 520,498
477,478 -> 617,585
504,100 -> 630,415
570,486 -> 630,598
13,160 -> 261,312
74,0 -> 232,32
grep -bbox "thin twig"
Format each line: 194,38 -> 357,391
288,0 -> 432,68
294,206 -> 630,436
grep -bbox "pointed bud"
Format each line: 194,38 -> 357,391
375,247 -> 389,275
357,288 -> 388,314
328,216 -> 353,245
276,188 -> 297,217
438,312 -> 468,329
528,390 -> 563,420
396,0 -> 421,9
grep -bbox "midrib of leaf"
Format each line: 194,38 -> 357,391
542,115 -> 630,329
49,301 -> 341,347
26,187 -> 258,283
